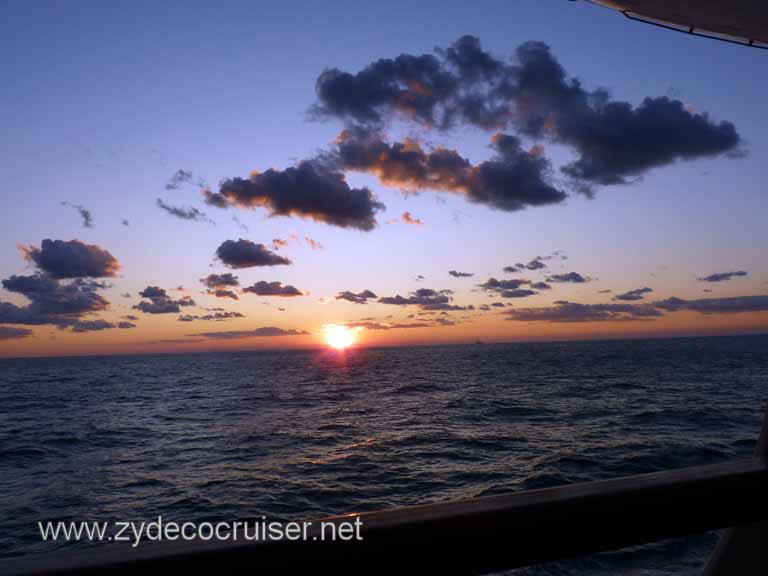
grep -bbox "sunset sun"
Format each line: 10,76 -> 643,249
323,325 -> 359,350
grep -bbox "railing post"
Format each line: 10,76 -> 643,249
702,403 -> 768,576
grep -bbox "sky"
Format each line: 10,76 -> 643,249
1,0 -> 766,357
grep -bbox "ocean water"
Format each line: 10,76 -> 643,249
1,334 -> 767,574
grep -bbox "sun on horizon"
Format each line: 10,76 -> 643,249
323,324 -> 359,350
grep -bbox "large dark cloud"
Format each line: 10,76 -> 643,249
315,36 -> 741,192
0,274 -> 111,330
335,129 -> 566,211
21,239 -> 120,279
215,239 -> 291,268
0,326 -> 33,340
614,287 -> 653,301
242,281 -> 304,297
204,161 -> 385,231
0,250 -> 118,333
698,271 -> 748,283
133,286 -> 196,314
190,327 -> 310,339
336,289 -> 377,304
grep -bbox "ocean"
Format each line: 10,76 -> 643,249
1,334 -> 767,574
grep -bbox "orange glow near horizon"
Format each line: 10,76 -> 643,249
323,324 -> 359,350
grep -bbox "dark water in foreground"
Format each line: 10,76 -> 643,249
1,335 -> 767,574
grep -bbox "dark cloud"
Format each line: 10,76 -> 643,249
201,273 -> 240,299
201,273 -> 240,288
178,311 -> 245,322
21,239 -> 120,279
506,301 -> 662,323
1,274 -> 110,327
530,282 -> 552,290
242,281 -> 304,297
449,270 -> 474,278
118,321 -> 136,329
336,289 -> 378,304
190,327 -> 310,339
72,319 -> 115,332
500,289 -> 538,298
546,272 -> 590,284
698,271 -> 748,283
204,161 -> 385,231
133,286 -> 196,314
345,321 -> 431,331
480,277 -> 531,292
212,289 -> 239,300
62,202 -> 93,228
335,129 -> 566,212
505,294 -> 768,323
614,287 -> 653,301
156,198 -> 210,222
121,219 -> 130,227
654,295 -> 768,315
315,36 -> 741,193
379,288 -> 454,308
524,259 -> 546,270
0,326 -> 33,340
165,169 -> 194,190
216,239 -> 291,269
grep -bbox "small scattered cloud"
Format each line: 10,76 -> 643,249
0,326 -> 33,340
165,169 -> 194,190
449,270 -> 474,278
190,326 -> 310,339
61,202 -> 93,228
698,271 -> 748,283
379,288 -> 456,309
242,281 -> 304,297
216,239 -> 291,269
614,287 -> 653,301
546,272 -> 591,284
156,198 -> 210,222
133,286 -> 196,314
305,236 -> 323,250
178,311 -> 245,322
479,277 -> 537,297
336,289 -> 377,304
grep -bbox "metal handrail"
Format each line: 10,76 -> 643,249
2,456 -> 768,575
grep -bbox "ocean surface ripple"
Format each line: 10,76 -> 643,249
1,335 -> 766,574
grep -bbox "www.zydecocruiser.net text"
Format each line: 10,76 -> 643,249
38,516 -> 364,548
